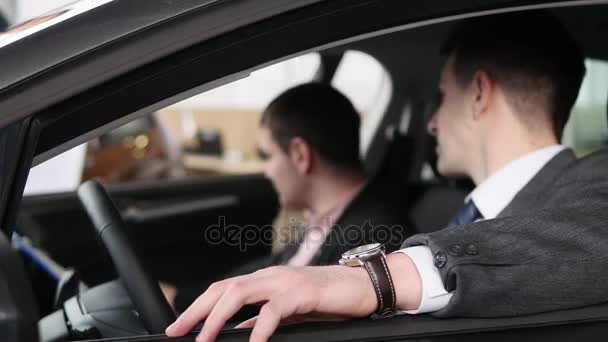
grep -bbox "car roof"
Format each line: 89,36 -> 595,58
0,0 -> 214,92
4,0 -> 600,129
0,0 -> 325,127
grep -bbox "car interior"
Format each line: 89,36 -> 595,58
1,1 -> 608,341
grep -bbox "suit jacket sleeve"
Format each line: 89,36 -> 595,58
402,149 -> 608,317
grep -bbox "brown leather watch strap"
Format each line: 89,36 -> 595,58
362,253 -> 396,318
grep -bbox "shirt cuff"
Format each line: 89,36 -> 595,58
392,246 -> 453,314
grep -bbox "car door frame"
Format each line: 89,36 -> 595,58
2,0 -> 608,341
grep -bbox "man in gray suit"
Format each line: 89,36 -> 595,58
166,10 -> 608,342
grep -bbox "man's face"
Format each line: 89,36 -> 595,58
427,54 -> 476,177
258,126 -> 308,210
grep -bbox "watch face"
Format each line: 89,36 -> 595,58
342,243 -> 383,258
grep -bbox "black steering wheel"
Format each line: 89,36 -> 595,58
77,180 -> 175,334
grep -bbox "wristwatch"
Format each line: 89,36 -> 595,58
339,243 -> 397,318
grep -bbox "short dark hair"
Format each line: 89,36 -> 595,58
441,10 -> 586,139
261,83 -> 364,173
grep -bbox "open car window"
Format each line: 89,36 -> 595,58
22,50 -> 395,195
22,52 -> 322,195
332,50 -> 393,154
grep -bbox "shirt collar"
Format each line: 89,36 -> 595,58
468,145 -> 566,219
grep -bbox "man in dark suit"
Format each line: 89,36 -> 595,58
255,83 -> 410,262
166,11 -> 608,342
170,83 -> 411,311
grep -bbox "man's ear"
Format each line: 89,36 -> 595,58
288,137 -> 313,175
471,70 -> 493,120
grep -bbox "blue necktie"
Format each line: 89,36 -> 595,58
448,200 -> 483,227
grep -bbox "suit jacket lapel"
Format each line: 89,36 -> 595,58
311,226 -> 341,265
311,182 -> 374,265
498,148 -> 576,218
275,239 -> 302,265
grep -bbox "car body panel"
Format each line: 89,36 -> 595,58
0,0 -> 323,127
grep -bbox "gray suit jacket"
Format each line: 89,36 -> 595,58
403,148 -> 608,317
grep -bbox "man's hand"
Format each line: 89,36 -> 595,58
159,281 -> 178,310
165,253 -> 420,342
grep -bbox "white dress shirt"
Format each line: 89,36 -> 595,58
394,145 -> 566,314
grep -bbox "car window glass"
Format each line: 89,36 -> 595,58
23,144 -> 87,196
23,53 -> 321,195
331,50 -> 392,154
562,58 -> 608,155
160,53 -> 321,178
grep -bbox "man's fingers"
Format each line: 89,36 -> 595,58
166,266 -> 324,341
234,310 -> 330,330
235,316 -> 258,329
249,297 -> 297,342
159,282 -> 177,310
195,287 -> 249,341
166,271 -> 274,337
196,276 -> 283,342
165,280 -> 228,336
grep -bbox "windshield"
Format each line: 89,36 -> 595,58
0,0 -> 114,49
